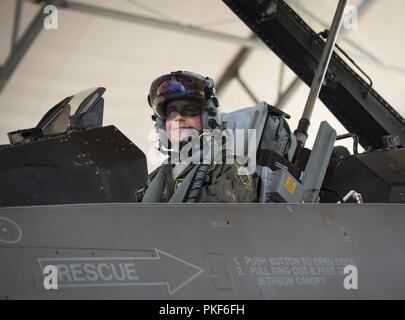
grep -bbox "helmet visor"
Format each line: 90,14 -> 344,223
149,74 -> 207,118
165,101 -> 202,120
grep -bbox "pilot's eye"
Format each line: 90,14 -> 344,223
184,105 -> 199,115
166,107 -> 177,117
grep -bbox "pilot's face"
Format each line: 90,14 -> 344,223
165,100 -> 202,146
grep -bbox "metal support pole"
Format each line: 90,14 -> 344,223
62,1 -> 266,50
277,62 -> 285,101
0,5 -> 45,95
236,73 -> 259,104
216,34 -> 256,95
11,0 -> 23,49
285,0 -> 378,114
275,76 -> 302,109
294,0 -> 348,148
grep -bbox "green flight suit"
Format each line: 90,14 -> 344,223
141,162 -> 258,203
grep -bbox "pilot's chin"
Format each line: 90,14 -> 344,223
170,129 -> 194,145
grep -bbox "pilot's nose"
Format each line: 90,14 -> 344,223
172,112 -> 185,122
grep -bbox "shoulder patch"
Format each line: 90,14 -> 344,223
237,165 -> 252,186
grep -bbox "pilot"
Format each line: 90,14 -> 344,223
140,71 -> 258,203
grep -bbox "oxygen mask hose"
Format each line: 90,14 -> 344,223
184,134 -> 215,203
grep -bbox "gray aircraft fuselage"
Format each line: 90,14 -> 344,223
1,203 -> 404,299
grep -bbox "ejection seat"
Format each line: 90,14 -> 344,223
222,102 -> 337,204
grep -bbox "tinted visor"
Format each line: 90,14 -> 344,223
165,101 -> 202,120
149,74 -> 207,118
